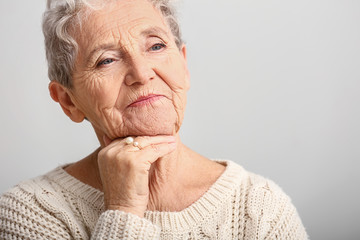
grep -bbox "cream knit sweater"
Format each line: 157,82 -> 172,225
0,160 -> 307,239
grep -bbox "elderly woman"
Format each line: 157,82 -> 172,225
0,0 -> 307,239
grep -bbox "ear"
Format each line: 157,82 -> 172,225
48,81 -> 85,123
180,44 -> 190,90
180,43 -> 187,60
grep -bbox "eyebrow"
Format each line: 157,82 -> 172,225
140,26 -> 170,39
87,43 -> 118,63
86,26 -> 170,62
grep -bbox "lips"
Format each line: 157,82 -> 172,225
127,94 -> 165,107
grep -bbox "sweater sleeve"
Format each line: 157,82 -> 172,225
91,210 -> 160,240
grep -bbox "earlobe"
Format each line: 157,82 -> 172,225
48,81 -> 85,123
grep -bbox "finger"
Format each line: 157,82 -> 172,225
103,135 -> 176,151
137,141 -> 177,164
113,135 -> 176,153
132,135 -> 176,149
102,136 -> 127,149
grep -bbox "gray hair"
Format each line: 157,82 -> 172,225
42,0 -> 183,88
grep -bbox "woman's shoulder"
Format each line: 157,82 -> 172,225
215,159 -> 307,239
0,167 -> 73,221
0,168 -> 73,238
209,159 -> 296,216
217,159 -> 290,198
1,165 -> 104,208
215,159 -> 299,221
1,166 -> 67,199
0,166 -> 97,238
1,170 -> 55,203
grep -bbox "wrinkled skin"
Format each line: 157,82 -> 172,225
68,0 -> 190,140
50,0 -> 224,217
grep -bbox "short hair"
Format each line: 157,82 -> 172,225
42,0 -> 183,88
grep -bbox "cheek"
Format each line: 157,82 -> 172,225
157,55 -> 189,91
157,55 -> 189,110
74,73 -> 122,119
154,54 -> 189,131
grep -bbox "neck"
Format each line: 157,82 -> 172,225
146,134 -> 215,212
147,142 -> 192,211
149,135 -> 187,182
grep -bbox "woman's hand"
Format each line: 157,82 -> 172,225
97,135 -> 176,217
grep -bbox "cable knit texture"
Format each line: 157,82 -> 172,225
0,160 -> 308,239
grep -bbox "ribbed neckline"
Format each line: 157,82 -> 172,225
45,159 -> 246,231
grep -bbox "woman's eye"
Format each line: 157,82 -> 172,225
98,58 -> 114,66
150,43 -> 166,51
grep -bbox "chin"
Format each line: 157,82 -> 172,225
122,107 -> 179,137
121,121 -> 176,137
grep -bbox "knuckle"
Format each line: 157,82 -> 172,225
115,152 -> 125,161
98,149 -> 111,161
122,155 -> 136,168
98,151 -> 105,160
151,144 -> 161,152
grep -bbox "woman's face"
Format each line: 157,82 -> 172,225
68,0 -> 190,139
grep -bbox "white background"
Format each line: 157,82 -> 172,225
1,1 -> 359,239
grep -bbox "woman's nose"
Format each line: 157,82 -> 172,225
124,56 -> 155,86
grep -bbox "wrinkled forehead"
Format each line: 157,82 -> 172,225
74,0 -> 171,51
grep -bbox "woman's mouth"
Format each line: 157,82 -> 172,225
127,94 -> 165,108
